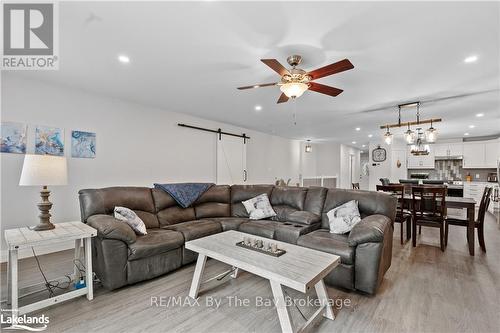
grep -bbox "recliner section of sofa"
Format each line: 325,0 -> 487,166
79,184 -> 396,294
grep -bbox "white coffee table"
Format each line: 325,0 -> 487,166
185,230 -> 340,333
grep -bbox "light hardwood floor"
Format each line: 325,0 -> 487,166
1,211 -> 499,333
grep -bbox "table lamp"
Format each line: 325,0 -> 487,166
19,154 -> 68,231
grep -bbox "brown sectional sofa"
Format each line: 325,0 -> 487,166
79,184 -> 396,294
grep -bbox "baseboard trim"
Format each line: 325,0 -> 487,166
0,241 -> 74,263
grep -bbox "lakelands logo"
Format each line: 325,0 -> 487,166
1,1 -> 59,70
1,309 -> 49,331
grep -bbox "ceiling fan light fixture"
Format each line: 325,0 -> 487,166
280,82 -> 309,98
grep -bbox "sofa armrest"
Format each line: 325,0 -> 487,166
286,211 -> 321,225
347,214 -> 391,246
87,214 -> 137,244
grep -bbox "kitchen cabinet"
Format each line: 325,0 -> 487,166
448,143 -> 463,156
484,141 -> 499,168
433,143 -> 463,156
407,148 -> 435,169
463,139 -> 499,168
464,182 -> 499,213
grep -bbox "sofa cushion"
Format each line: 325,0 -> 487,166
164,220 -> 222,241
321,188 -> 397,229
114,206 -> 147,235
286,211 -> 321,225
194,185 -> 231,219
297,229 -> 355,265
79,187 -> 159,228
230,185 -> 274,217
327,200 -> 361,234
201,217 -> 250,231
243,194 -> 276,220
152,188 -> 196,227
270,187 -> 307,210
238,219 -> 277,239
304,187 -> 328,216
128,229 -> 184,261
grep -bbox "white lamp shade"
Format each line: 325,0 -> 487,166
19,154 -> 68,186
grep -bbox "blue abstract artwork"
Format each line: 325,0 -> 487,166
35,126 -> 64,156
1,122 -> 27,154
71,130 -> 96,158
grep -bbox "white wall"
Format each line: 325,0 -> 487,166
0,75 -> 300,259
299,141 -> 343,187
367,139 -> 408,190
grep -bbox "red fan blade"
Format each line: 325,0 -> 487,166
308,82 -> 343,97
308,59 -> 354,80
237,83 -> 277,90
261,59 -> 289,76
277,93 -> 289,104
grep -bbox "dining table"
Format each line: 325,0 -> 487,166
403,195 -> 477,256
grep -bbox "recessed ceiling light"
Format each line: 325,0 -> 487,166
468,125 -> 475,129
254,105 -> 262,111
362,144 -> 366,148
118,55 -> 130,63
464,132 -> 470,136
355,127 -> 361,131
368,134 -> 373,138
475,113 -> 484,117
464,55 -> 478,63
352,141 -> 357,144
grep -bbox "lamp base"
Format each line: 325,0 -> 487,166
33,221 -> 55,231
35,186 -> 55,231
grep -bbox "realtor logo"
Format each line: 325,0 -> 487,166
1,2 -> 59,70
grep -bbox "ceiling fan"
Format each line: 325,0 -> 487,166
237,55 -> 354,103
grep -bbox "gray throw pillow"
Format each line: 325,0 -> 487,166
327,200 -> 361,234
114,206 -> 147,235
242,194 -> 276,220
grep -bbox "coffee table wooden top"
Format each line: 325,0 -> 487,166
185,230 -> 340,293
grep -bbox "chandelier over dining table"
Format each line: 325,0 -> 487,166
380,102 -> 441,155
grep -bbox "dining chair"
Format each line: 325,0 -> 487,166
411,185 -> 447,251
379,178 -> 390,186
352,183 -> 360,190
377,184 -> 411,244
445,186 -> 492,252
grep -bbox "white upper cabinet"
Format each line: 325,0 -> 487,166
463,139 -> 499,168
484,140 -> 499,167
448,143 -> 463,156
433,144 -> 449,156
433,142 -> 463,156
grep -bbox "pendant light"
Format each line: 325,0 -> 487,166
383,126 -> 393,145
425,119 -> 438,143
305,140 -> 312,153
404,123 -> 416,144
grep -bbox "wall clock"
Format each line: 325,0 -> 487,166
372,146 -> 387,162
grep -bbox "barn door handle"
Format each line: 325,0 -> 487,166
243,170 -> 248,182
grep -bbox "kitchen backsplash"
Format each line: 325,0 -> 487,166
408,160 -> 496,181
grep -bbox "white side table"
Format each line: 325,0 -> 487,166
4,221 -> 97,317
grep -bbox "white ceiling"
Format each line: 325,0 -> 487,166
11,1 -> 500,148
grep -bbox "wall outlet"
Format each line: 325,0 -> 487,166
475,174 -> 480,179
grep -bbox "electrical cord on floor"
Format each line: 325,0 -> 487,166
31,247 -> 72,298
72,258 -> 86,280
282,288 -> 308,321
